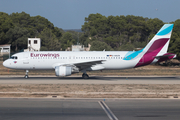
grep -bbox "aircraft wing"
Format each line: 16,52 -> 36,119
53,60 -> 105,71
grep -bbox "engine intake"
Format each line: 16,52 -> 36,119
55,66 -> 72,76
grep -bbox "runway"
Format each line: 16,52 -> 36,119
0,75 -> 180,84
0,98 -> 180,120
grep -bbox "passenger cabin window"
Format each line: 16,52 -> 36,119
34,40 -> 38,44
29,40 -> 31,44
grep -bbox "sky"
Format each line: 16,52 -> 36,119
0,0 -> 180,29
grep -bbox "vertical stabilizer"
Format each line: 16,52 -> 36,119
144,24 -> 173,54
135,24 -> 174,67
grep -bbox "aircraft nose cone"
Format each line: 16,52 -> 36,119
3,60 -> 8,68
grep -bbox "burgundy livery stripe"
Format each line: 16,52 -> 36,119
135,38 -> 169,67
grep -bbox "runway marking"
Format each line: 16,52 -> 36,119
98,101 -> 118,120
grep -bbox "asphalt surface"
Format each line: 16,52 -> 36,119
0,76 -> 180,84
0,98 -> 180,120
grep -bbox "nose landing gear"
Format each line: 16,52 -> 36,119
24,70 -> 29,79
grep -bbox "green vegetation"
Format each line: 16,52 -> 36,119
0,12 -> 74,51
81,14 -> 180,60
0,12 -> 180,60
81,14 -> 163,50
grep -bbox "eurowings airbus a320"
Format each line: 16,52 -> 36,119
3,24 -> 176,79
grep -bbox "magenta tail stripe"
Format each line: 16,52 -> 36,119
135,38 -> 169,67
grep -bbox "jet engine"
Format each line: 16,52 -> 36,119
55,66 -> 72,76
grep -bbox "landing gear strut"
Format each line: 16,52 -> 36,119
82,73 -> 89,79
24,70 -> 29,79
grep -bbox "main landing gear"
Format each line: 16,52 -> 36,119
24,70 -> 29,79
82,73 -> 89,79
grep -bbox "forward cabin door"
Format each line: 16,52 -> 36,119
23,53 -> 29,64
23,53 -> 30,69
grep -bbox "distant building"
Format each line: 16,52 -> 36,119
84,44 -> 91,51
71,45 -> 84,51
24,38 -> 41,52
135,48 -> 143,50
67,44 -> 91,51
0,44 -> 11,58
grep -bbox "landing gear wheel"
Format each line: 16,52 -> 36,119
24,75 -> 29,79
25,70 -> 29,79
82,73 -> 89,79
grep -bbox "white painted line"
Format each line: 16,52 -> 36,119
98,101 -> 113,120
98,101 -> 118,120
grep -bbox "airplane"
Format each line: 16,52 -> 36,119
3,24 -> 176,79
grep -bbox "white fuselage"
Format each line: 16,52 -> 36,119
3,51 -> 143,71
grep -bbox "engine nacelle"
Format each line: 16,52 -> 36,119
55,66 -> 72,76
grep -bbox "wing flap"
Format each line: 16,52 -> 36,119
74,60 -> 105,70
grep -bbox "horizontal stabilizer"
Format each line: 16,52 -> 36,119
155,53 -> 176,59
156,53 -> 176,63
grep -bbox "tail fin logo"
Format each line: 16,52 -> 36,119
156,24 -> 174,36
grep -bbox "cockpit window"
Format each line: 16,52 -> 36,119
10,56 -> 18,59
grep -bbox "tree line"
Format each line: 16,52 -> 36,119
81,13 -> 180,60
0,12 -> 77,51
0,12 -> 180,60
